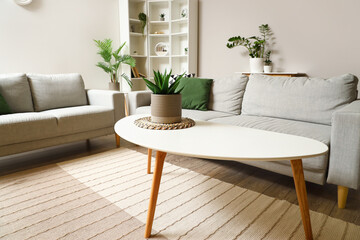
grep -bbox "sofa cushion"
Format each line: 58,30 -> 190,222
242,74 -> 358,125
177,78 -> 213,110
0,73 -> 34,113
0,93 -> 11,115
27,73 -> 88,111
0,112 -> 58,146
208,75 -> 249,115
42,105 -> 114,135
209,115 -> 330,171
136,106 -> 235,121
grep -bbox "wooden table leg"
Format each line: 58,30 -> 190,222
147,149 -> 152,174
144,151 -> 167,238
291,159 -> 313,240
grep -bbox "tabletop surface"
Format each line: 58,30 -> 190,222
115,115 -> 328,162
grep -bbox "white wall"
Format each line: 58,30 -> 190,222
0,0 -> 120,89
198,0 -> 360,79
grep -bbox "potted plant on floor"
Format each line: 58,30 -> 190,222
94,39 -> 135,91
226,24 -> 271,73
142,70 -> 184,123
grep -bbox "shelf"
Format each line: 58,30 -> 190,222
172,55 -> 188,58
171,32 -> 187,37
172,18 -> 188,23
149,21 -> 169,24
131,55 -> 147,57
130,32 -> 144,36
129,18 -> 141,23
131,77 -> 144,80
149,34 -> 169,37
150,55 -> 170,58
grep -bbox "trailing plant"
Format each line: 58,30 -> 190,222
142,70 -> 184,94
226,24 -> 271,58
264,50 -> 272,65
138,12 -> 147,34
94,39 -> 135,87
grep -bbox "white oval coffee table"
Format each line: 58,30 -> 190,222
115,115 -> 328,240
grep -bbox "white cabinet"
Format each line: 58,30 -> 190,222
119,0 -> 198,92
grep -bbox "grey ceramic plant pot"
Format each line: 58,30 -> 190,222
151,94 -> 182,123
108,82 -> 120,91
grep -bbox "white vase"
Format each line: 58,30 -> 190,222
264,65 -> 272,73
249,58 -> 264,73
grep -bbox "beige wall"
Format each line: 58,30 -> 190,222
198,0 -> 360,79
0,0 -> 120,89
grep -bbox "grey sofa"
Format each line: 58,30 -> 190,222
0,73 -> 124,157
127,73 -> 360,208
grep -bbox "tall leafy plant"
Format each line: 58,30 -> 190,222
226,24 -> 271,58
94,39 -> 135,88
142,70 -> 184,94
138,12 -> 147,34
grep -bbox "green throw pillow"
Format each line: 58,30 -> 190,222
0,93 -> 11,115
176,77 -> 213,111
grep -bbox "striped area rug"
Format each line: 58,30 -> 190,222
1,148 -> 360,240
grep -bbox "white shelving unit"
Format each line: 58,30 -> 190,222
119,0 -> 198,91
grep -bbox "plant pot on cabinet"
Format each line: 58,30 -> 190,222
108,82 -> 120,91
264,65 -> 272,73
151,94 -> 182,124
249,58 -> 264,73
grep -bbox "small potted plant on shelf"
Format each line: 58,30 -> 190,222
264,50 -> 272,73
226,24 -> 272,73
142,69 -> 184,123
94,39 -> 135,91
160,13 -> 165,21
184,47 -> 188,55
138,12 -> 147,34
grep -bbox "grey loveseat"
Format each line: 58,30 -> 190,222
127,73 -> 360,208
0,73 -> 124,157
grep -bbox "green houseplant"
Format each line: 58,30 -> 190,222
138,12 -> 147,34
160,13 -> 165,21
227,24 -> 271,73
264,50 -> 272,73
142,70 -> 185,123
94,39 -> 135,91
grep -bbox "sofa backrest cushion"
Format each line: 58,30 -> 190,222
242,74 -> 358,125
27,73 -> 88,111
208,75 -> 249,115
0,73 -> 34,113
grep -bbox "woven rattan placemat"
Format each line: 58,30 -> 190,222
134,116 -> 195,130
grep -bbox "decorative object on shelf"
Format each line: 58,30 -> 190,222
138,12 -> 147,35
14,0 -> 32,5
130,25 -> 135,33
94,39 -> 136,90
181,8 -> 188,18
154,42 -> 169,56
141,70 -> 185,123
160,13 -> 166,21
264,50 -> 272,73
133,50 -> 138,55
154,31 -> 164,34
184,47 -> 188,55
227,24 -> 272,73
134,116 -> 195,130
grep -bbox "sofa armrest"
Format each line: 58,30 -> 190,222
87,89 -> 125,122
127,90 -> 151,115
327,100 -> 360,189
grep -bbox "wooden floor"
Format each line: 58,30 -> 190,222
1,135 -> 360,226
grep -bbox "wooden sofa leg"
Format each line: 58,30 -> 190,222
115,134 -> 120,148
338,185 -> 349,209
147,148 -> 152,174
